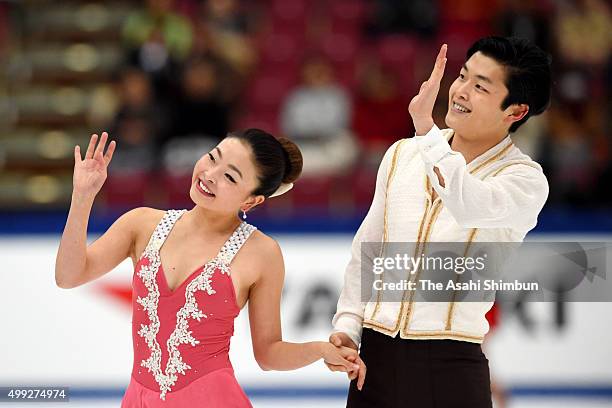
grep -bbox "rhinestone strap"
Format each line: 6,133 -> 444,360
144,209 -> 187,253
217,222 -> 257,265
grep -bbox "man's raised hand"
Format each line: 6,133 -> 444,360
408,44 -> 447,135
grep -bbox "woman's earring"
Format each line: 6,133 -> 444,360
242,210 -> 247,220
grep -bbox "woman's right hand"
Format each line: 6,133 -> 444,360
73,132 -> 116,200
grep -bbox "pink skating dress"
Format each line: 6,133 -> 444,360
121,209 -> 256,407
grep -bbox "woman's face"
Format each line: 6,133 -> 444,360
190,137 -> 263,215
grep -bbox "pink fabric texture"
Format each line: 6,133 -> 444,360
121,209 -> 254,407
122,368 -> 251,407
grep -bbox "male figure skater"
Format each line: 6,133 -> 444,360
327,37 -> 552,407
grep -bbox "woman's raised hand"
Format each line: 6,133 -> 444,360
73,132 -> 116,199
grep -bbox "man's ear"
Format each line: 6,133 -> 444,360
506,103 -> 529,124
242,195 -> 265,213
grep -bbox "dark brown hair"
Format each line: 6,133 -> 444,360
228,128 -> 303,197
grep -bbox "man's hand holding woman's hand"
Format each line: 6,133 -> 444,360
324,332 -> 366,391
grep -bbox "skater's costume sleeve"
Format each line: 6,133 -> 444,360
331,140 -> 401,347
415,124 -> 549,230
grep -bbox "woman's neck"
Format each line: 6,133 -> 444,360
183,205 -> 241,236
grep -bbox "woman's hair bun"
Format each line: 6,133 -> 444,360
227,128 -> 303,197
278,137 -> 303,184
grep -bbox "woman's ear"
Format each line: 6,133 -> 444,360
242,195 -> 266,213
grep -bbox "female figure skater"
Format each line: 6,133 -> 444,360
55,128 -> 366,407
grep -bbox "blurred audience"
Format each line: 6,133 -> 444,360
545,105 -> 597,206
3,0 -> 610,210
0,2 -> 10,61
169,56 -> 230,141
122,0 -> 193,67
280,56 -> 358,176
195,0 -> 257,77
109,68 -> 166,172
352,61 -> 411,165
161,56 -> 231,175
110,0 -> 610,207
494,0 -> 552,50
122,0 -> 193,100
553,0 -> 610,67
364,0 -> 439,38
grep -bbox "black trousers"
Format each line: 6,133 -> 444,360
347,328 -> 493,408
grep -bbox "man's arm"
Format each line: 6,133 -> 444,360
415,125 -> 549,229
407,44 -> 548,230
331,140 -> 401,347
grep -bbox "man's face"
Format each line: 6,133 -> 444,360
445,51 -> 515,140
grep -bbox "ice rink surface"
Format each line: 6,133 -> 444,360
2,397 -> 612,407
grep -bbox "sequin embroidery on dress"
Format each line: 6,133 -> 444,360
136,209 -> 256,400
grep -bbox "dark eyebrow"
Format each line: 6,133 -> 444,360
228,164 -> 243,179
214,146 -> 242,179
462,64 -> 492,84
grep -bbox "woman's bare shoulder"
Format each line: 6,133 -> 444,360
125,207 -> 166,231
126,207 -> 167,260
248,230 -> 281,251
232,229 -> 284,287
240,229 -> 283,264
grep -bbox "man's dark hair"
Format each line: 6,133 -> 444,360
466,36 -> 552,133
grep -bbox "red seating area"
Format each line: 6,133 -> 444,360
106,0 -> 501,213
236,0 -> 431,212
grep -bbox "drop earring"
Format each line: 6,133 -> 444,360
242,210 -> 247,220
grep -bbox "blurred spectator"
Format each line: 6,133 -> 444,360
364,0 -> 438,38
545,105 -> 597,206
494,0 -> 552,50
109,68 -> 166,172
169,56 -> 230,141
545,0 -> 611,208
599,54 -> 612,205
188,21 -> 245,101
282,57 -> 350,139
508,115 -> 547,163
196,0 -> 257,76
551,0 -> 611,107
161,56 -> 232,175
0,2 -> 10,61
204,0 -> 249,35
553,0 -> 611,67
122,0 -> 193,100
123,0 -> 193,66
352,61 -> 410,165
281,56 -> 358,176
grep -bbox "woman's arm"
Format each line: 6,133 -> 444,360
55,132 -> 136,289
55,203 -> 145,289
247,236 -> 365,388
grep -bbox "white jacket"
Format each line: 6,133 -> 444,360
332,125 -> 549,345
